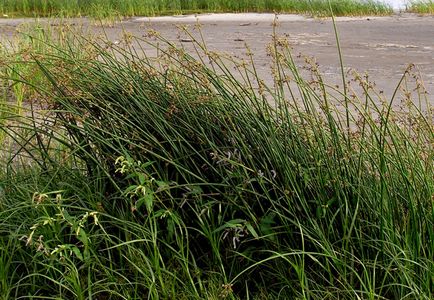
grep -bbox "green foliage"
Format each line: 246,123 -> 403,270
0,0 -> 393,17
0,23 -> 58,151
0,24 -> 432,299
409,0 -> 434,14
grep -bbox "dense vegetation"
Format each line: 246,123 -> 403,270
409,0 -> 434,14
0,0 -> 393,17
0,23 -> 432,299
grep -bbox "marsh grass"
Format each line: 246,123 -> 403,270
0,23 -> 58,150
0,0 -> 393,17
0,22 -> 432,299
409,0 -> 434,13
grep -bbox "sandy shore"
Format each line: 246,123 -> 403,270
0,13 -> 433,103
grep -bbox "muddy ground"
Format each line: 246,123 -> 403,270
1,13 -> 433,104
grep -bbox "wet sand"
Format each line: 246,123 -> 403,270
1,13 -> 433,102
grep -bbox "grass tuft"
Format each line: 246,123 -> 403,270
409,0 -> 434,14
0,23 -> 432,299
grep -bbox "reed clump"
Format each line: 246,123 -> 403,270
0,25 -> 432,299
409,0 -> 434,14
0,0 -> 392,17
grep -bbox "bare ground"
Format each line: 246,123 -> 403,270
1,13 -> 433,104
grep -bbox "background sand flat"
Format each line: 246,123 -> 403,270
1,13 -> 433,103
